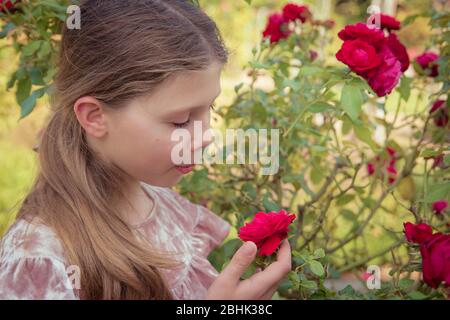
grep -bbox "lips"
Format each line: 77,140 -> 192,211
175,165 -> 194,174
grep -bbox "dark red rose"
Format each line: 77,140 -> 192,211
282,3 -> 311,23
0,0 -> 20,13
420,233 -> 450,288
309,50 -> 318,61
367,147 -> 397,180
433,200 -> 448,215
386,164 -> 397,184
336,39 -> 381,76
415,52 -> 440,77
366,44 -> 402,97
238,210 -> 296,256
404,222 -> 433,244
379,14 -> 401,31
338,23 -> 386,49
431,100 -> 446,113
430,100 -> 449,127
367,162 -> 376,175
263,13 -> 292,44
386,146 -> 396,158
426,154 -> 444,169
386,33 -> 410,72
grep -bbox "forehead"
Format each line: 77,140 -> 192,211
141,62 -> 223,114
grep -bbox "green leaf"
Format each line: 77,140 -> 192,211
234,82 -> 244,94
20,87 -> 47,119
309,102 -> 334,113
340,209 -> 356,222
420,149 -> 442,158
423,182 -> 450,202
23,41 -> 42,57
398,77 -> 412,102
336,194 -> 355,206
300,279 -> 317,289
299,66 -> 323,76
444,154 -> 450,166
29,68 -> 46,86
353,123 -> 377,151
340,84 -> 363,121
262,194 -> 279,212
312,248 -> 325,259
308,260 -> 325,277
398,278 -> 414,289
407,291 -> 427,300
0,21 -> 15,38
16,77 -> 32,105
288,271 -> 300,287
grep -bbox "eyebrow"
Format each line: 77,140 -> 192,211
166,91 -> 221,117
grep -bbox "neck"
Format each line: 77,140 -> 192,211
120,177 -> 154,226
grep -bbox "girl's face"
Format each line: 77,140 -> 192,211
80,61 -> 223,187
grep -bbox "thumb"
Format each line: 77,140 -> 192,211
220,241 -> 257,283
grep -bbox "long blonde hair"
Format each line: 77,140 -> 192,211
17,0 -> 228,299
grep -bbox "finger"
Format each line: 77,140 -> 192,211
219,241 -> 257,286
260,282 -> 279,300
242,239 -> 291,292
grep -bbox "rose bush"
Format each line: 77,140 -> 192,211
1,0 -> 449,300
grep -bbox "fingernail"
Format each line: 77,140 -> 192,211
242,241 -> 255,254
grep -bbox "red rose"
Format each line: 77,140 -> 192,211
386,33 -> 410,72
338,23 -> 386,49
336,39 -> 381,76
336,23 -> 408,97
366,44 -> 402,97
424,154 -> 445,170
415,52 -> 440,77
367,147 -> 398,182
238,210 -> 296,256
282,3 -> 311,23
0,0 -> 19,12
386,164 -> 397,184
433,200 -> 448,215
431,100 -> 445,113
386,146 -> 396,159
420,233 -> 450,288
367,162 -> 376,175
430,100 -> 449,127
378,14 -> 401,32
263,13 -> 291,44
404,222 -> 433,244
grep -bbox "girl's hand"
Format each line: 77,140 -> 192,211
205,239 -> 291,300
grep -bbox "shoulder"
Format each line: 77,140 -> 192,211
0,219 -> 78,299
0,218 -> 66,263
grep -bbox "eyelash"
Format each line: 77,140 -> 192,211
172,103 -> 216,128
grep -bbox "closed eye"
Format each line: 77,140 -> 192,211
172,103 -> 216,128
173,119 -> 190,128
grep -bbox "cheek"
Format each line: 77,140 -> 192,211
106,118 -> 175,175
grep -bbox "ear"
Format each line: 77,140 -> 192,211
73,96 -> 108,138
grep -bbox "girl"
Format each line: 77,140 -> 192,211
0,0 -> 291,300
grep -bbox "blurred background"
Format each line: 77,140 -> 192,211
0,0 -> 439,236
